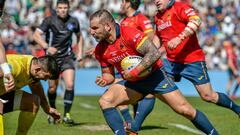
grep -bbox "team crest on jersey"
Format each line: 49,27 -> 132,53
67,23 -> 75,31
167,13 -> 171,20
120,43 -> 124,49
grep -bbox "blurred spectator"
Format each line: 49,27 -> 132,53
0,0 -> 239,69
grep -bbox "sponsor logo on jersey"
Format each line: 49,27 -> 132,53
67,23 -> 74,31
157,20 -> 172,31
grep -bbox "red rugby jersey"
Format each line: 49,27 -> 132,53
225,45 -> 238,69
95,24 -> 162,78
155,2 -> 205,63
121,11 -> 153,35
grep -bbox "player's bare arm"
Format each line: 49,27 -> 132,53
29,82 -> 61,120
76,32 -> 84,61
0,39 -> 15,91
33,30 -> 49,49
29,82 -> 51,112
33,30 -> 58,55
96,66 -> 115,87
124,38 -> 161,80
136,39 -> 161,70
178,16 -> 201,40
168,15 -> 201,50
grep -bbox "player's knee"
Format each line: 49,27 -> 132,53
65,83 -> 74,90
98,96 -> 115,109
174,103 -> 195,119
200,92 -> 217,103
48,86 -> 57,93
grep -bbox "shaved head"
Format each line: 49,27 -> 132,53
90,9 -> 115,25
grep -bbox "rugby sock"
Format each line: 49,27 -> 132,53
64,90 -> 74,116
0,0 -> 6,17
47,91 -> 56,108
232,84 -> 239,96
0,114 -> 4,135
120,108 -> 133,123
16,111 -> 37,135
191,110 -> 219,135
133,104 -> 138,118
102,108 -> 127,135
216,92 -> 240,114
131,97 -> 155,132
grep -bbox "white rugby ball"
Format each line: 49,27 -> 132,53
121,56 -> 152,78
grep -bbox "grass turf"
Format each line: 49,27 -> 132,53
4,96 -> 240,135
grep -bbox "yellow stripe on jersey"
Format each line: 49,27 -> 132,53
136,36 -> 148,50
143,29 -> 153,34
189,15 -> 200,20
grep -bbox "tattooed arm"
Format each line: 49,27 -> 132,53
136,39 -> 161,71
122,38 -> 161,80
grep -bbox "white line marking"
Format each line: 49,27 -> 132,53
168,123 -> 205,135
79,124 -> 110,131
79,103 -> 97,109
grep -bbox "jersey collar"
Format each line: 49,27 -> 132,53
167,0 -> 175,9
133,11 -> 140,16
116,23 -> 120,38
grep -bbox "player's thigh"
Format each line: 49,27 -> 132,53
102,84 -> 143,106
118,105 -> 129,110
19,91 -> 40,112
181,61 -> 210,85
1,90 -> 39,113
62,69 -> 75,87
155,89 -> 194,114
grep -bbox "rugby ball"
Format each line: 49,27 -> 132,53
121,56 -> 152,78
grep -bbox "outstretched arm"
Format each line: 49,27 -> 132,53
29,82 -> 60,120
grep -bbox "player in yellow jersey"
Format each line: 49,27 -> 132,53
0,2 -> 15,134
0,36 -> 14,135
0,54 -> 61,135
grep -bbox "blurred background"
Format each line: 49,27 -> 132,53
1,0 -> 240,95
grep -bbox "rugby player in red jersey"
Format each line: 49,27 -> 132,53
154,0 -> 240,119
223,38 -> 240,100
90,9 -> 218,135
116,0 -> 161,133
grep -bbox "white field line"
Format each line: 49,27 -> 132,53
79,124 -> 110,131
79,103 -> 97,109
168,123 -> 205,135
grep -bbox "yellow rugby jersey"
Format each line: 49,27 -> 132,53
0,55 -> 36,94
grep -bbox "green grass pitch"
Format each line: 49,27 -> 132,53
4,96 -> 240,135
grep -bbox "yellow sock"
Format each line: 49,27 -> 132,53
16,111 -> 36,135
0,114 -> 4,135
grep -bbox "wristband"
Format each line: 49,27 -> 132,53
1,63 -> 11,75
130,68 -> 140,78
178,32 -> 186,41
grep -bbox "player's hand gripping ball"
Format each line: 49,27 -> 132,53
121,56 -> 152,78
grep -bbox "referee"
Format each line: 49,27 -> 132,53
33,0 -> 83,124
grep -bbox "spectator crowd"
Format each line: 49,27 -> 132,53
0,0 -> 239,69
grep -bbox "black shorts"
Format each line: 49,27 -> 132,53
55,55 -> 76,73
0,91 -> 16,113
